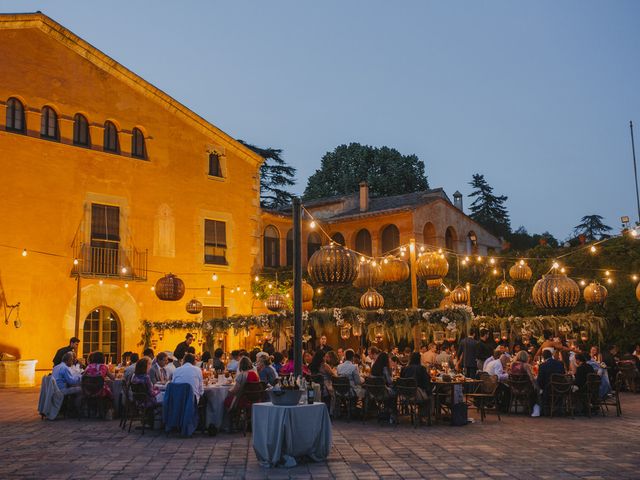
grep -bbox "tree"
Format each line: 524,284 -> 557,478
467,173 -> 511,238
238,140 -> 296,209
303,143 -> 429,200
573,215 -> 612,241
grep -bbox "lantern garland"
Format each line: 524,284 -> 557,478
380,255 -> 410,283
509,261 -> 533,281
496,280 -> 516,299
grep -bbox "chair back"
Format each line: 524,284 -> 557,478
130,382 -> 150,406
550,374 -> 572,394
586,373 -> 601,402
508,374 -> 532,395
395,377 -> 418,400
618,362 -> 638,378
363,376 -> 387,400
479,374 -> 499,395
81,375 -> 104,397
331,376 -> 352,396
240,381 -> 265,404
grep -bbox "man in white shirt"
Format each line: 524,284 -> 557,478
171,353 -> 204,401
336,349 -> 364,398
485,352 -> 509,381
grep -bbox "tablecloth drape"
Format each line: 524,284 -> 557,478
204,384 -> 231,429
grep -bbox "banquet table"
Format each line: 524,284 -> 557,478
204,384 -> 232,430
433,378 -> 481,422
252,402 -> 332,468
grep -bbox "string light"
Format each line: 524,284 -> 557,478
268,283 -> 273,289
633,275 -> 639,281
476,256 -> 482,262
243,290 -> 247,295
73,258 -> 79,265
207,288 -> 211,296
316,288 -> 323,294
552,262 -> 560,270
492,268 -> 498,275
420,246 -> 425,252
212,273 -> 218,281
590,245 -> 597,254
236,286 -> 241,292
121,266 -> 127,274
560,267 -> 566,273
465,257 -> 470,262
461,259 -> 467,266
579,280 -> 586,286
606,278 -> 613,284
438,248 -> 443,254
519,259 -> 525,266
489,257 -> 496,265
150,286 -> 155,291
99,280 -> 103,285
605,271 -> 610,277
254,275 -> 259,282
124,283 -> 129,288
309,221 -> 317,229
21,248 -> 27,257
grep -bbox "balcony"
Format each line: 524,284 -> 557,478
71,242 -> 148,281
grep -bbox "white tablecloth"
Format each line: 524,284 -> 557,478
252,402 -> 332,467
204,384 -> 232,429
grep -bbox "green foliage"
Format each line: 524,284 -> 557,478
507,227 -> 559,251
303,143 -> 429,200
468,173 -> 511,238
238,140 -> 296,209
573,214 -> 613,241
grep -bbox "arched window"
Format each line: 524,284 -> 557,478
103,121 -> 120,153
307,232 -> 322,261
381,224 -> 400,254
208,153 -> 222,177
40,106 -> 59,140
445,226 -> 457,252
131,127 -> 146,159
467,231 -> 478,254
263,225 -> 280,268
331,232 -> 345,246
82,306 -> 120,361
6,97 -> 25,132
73,113 -> 90,146
423,222 -> 437,247
286,229 -> 294,266
355,229 -> 372,256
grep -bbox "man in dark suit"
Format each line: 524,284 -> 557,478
173,333 -> 194,360
537,349 -> 565,407
52,337 -> 80,366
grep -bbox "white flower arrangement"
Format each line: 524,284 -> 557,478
333,308 -> 344,326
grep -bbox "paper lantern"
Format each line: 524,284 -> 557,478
451,285 -> 469,304
360,288 -> 384,310
185,298 -> 203,314
353,259 -> 383,289
532,273 -> 580,309
288,280 -> 314,303
509,261 -> 533,281
308,244 -> 358,285
265,293 -> 286,312
416,251 -> 449,286
583,282 -> 607,304
380,255 -> 409,283
496,280 -> 516,299
155,273 -> 185,301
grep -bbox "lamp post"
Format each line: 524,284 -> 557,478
292,197 -> 303,377
631,121 -> 640,225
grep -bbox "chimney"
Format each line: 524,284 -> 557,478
453,191 -> 463,211
359,181 -> 369,212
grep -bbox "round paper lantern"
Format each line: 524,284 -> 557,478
583,281 -> 607,304
185,298 -> 203,314
496,280 -> 516,299
416,251 -> 449,286
155,273 -> 185,301
265,293 -> 287,312
532,273 -> 580,309
509,261 -> 533,281
439,294 -> 453,309
308,244 -> 358,285
451,285 -> 469,304
288,280 -> 314,303
360,288 -> 384,310
353,260 -> 383,289
380,255 -> 409,283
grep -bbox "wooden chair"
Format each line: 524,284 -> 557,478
80,375 -> 106,419
362,377 -> 388,424
507,374 -> 534,414
465,374 -> 501,422
617,362 -> 639,393
235,382 -> 265,436
601,371 -> 622,416
580,374 -> 603,417
331,376 -> 354,421
395,377 -> 431,427
548,374 -> 573,417
126,382 -> 157,434
119,379 -> 132,429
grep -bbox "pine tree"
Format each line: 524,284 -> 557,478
468,173 -> 511,238
573,215 -> 612,241
238,140 -> 296,209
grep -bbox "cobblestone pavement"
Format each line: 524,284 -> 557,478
1,388 -> 639,479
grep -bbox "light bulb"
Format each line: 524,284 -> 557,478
552,262 -> 560,270
606,278 -> 613,284
268,283 -> 273,289
462,260 -> 467,266
243,291 -> 247,295
99,280 -> 103,285
73,258 -> 79,265
489,258 -> 495,265
493,269 -> 498,275
310,220 -> 317,229
150,286 -> 155,291
590,246 -> 597,253
317,288 -> 323,294
438,248 -> 443,254
560,267 -> 566,273
371,261 -> 377,267
605,270 -> 610,276
212,273 -> 218,281
579,280 -> 586,286
383,258 -> 389,264
360,256 -> 365,263
633,275 -> 638,281
121,266 -> 127,274
420,246 -> 425,252
519,260 -> 525,266
236,286 -> 240,292
21,249 -> 27,257
477,256 -> 482,262
254,275 -> 259,282
124,283 -> 129,288
400,251 -> 405,257
554,287 -> 559,293
465,257 -> 470,262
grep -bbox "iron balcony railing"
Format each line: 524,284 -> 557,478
71,242 -> 148,281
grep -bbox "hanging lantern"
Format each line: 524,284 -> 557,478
421,331 -> 427,341
308,244 -> 358,285
158,329 -> 164,341
155,273 -> 185,301
532,273 -> 580,309
416,251 -> 449,287
636,282 -> 640,302
509,261 -> 533,281
450,285 -> 469,304
583,281 -> 607,304
439,294 -> 453,309
185,297 -> 203,314
493,331 -> 501,343
302,300 -> 313,312
287,280 -> 314,303
340,323 -> 352,340
360,288 -> 384,310
496,280 -> 516,299
580,330 -> 589,342
374,322 -> 385,343
353,260 -> 383,288
265,293 -> 286,312
446,329 -> 457,343
352,321 -> 363,337
434,331 -> 445,345
380,255 -> 410,283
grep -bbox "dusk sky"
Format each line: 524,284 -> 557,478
5,1 -> 639,239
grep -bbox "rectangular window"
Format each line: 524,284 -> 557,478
202,306 -> 228,321
208,153 -> 222,177
204,219 -> 227,265
90,204 -> 120,275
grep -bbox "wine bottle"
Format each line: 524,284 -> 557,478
307,384 -> 315,405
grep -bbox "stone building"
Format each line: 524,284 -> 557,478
0,13 -> 263,375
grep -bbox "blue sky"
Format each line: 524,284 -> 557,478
3,1 -> 639,239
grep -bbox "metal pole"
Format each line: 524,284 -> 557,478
631,121 -> 640,224
409,238 -> 419,350
293,197 -> 303,377
74,274 -> 81,338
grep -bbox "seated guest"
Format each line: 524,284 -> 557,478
149,352 -> 171,384
336,348 -> 344,363
483,350 -> 500,372
163,352 -> 178,377
211,348 -> 225,371
249,348 -> 261,364
510,350 -> 537,388
201,351 -> 212,367
537,349 -> 565,403
262,338 -> 275,356
280,348 -> 310,376
399,347 -> 412,366
321,351 -> 339,390
142,348 -> 155,360
400,352 -> 432,398
589,345 -> 601,363
365,346 -> 379,366
84,351 -> 115,399
124,353 -> 140,382
52,351 -> 82,396
52,337 -> 80,367
574,353 -> 591,392
337,349 -> 364,398
171,353 -> 204,402
130,356 -> 161,406
420,344 -> 437,367
586,356 -> 611,398
436,343 -> 455,369
256,353 -> 278,386
303,350 -> 313,368
272,351 -> 284,374
370,351 -> 397,421
227,350 -> 240,372
485,351 -> 509,381
318,335 -> 332,354
224,357 -> 260,411
117,351 -> 132,368
309,350 -> 326,375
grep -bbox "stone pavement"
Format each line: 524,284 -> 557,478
0,388 -> 639,480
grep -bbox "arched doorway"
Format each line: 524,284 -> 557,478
355,229 -> 372,256
381,224 -> 400,254
445,226 -> 458,252
423,222 -> 437,247
331,232 -> 345,246
82,306 -> 120,362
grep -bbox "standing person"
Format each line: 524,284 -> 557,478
477,329 -> 495,371
52,337 -> 80,367
456,330 -> 479,379
173,333 -> 194,360
318,335 -> 333,354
